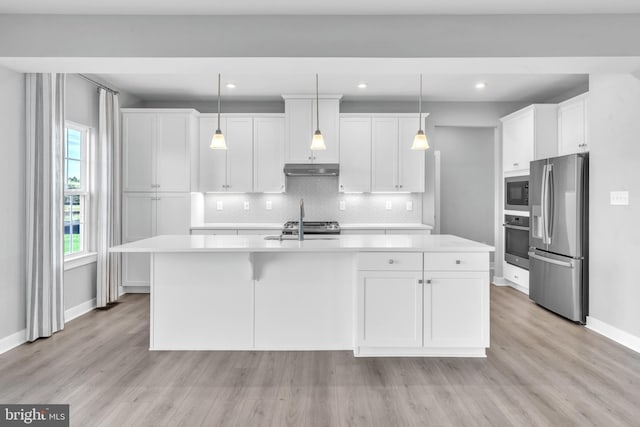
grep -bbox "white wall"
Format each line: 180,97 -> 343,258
0,65 -> 26,339
588,74 -> 640,338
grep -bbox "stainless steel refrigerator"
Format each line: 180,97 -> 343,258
529,153 -> 588,323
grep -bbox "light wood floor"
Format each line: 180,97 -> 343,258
2,286 -> 640,426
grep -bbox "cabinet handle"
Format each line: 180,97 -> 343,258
514,274 -> 519,279
418,279 -> 424,284
455,259 -> 461,265
308,156 -> 312,160
426,279 -> 432,284
399,185 -> 403,188
388,259 -> 395,264
513,163 -> 519,167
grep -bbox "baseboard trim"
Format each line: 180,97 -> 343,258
586,316 -> 640,354
122,286 -> 150,294
492,277 -> 529,295
0,329 -> 27,355
64,298 -> 97,322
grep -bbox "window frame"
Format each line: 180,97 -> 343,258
63,121 -> 95,263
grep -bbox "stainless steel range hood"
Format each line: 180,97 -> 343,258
283,163 -> 339,177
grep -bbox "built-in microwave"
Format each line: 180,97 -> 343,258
505,175 -> 529,211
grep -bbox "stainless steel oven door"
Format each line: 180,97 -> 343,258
504,224 -> 530,269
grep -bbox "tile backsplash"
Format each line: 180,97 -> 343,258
199,177 -> 423,224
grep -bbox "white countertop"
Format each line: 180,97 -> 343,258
111,234 -> 493,253
190,223 -> 433,230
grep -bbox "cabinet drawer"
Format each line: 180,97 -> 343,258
423,253 -> 488,271
503,262 -> 529,287
358,252 -> 422,271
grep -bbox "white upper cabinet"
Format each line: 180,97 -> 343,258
370,117 -> 425,192
199,117 -> 228,192
225,117 -> 254,193
156,114 -> 192,192
398,118 -> 425,192
254,117 -> 286,193
501,104 -> 558,174
339,117 -> 372,193
284,96 -> 341,164
122,110 -> 195,192
558,93 -> 589,155
371,118 -> 399,192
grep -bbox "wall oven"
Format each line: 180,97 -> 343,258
505,175 -> 529,211
504,214 -> 529,270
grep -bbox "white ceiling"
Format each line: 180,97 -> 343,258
94,72 -> 588,103
1,0 -> 640,15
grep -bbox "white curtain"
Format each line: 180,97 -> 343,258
95,89 -> 121,307
25,73 -> 66,342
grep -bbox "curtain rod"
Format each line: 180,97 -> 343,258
77,74 -> 119,95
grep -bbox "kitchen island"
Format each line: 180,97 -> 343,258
111,234 -> 494,357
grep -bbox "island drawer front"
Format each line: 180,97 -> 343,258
358,252 -> 423,271
424,253 -> 489,271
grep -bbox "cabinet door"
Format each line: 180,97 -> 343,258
371,118 -> 399,192
122,193 -> 154,287
156,114 -> 191,192
123,113 -> 155,192
339,117 -> 371,192
312,99 -> 340,163
254,117 -> 285,193
357,271 -> 423,347
226,117 -> 254,193
423,272 -> 489,347
558,96 -> 588,155
198,117 -> 227,192
502,109 -> 534,173
398,118 -> 425,192
285,99 -> 313,163
156,193 -> 191,235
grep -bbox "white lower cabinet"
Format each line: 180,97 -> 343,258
356,252 -> 489,356
122,192 -> 190,289
357,271 -> 423,347
423,272 -> 488,347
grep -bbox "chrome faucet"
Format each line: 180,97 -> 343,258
298,198 -> 305,241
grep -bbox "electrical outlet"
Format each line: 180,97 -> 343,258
339,201 -> 346,211
244,201 -> 250,210
610,191 -> 629,206
266,200 -> 272,210
406,201 -> 413,211
216,201 -> 223,211
385,201 -> 392,210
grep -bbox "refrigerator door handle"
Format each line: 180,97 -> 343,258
528,251 -> 574,268
541,164 -> 549,244
547,164 -> 554,244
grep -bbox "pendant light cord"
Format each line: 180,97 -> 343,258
316,74 -> 320,132
418,74 -> 423,130
217,73 -> 221,130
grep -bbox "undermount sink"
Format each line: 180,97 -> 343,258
264,235 -> 339,241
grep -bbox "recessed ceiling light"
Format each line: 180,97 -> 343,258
357,82 -> 368,89
475,82 -> 487,90
226,83 -> 236,89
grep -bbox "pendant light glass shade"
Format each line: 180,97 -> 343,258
310,130 -> 326,151
210,129 -> 226,150
411,74 -> 430,151
310,74 -> 327,151
210,73 -> 227,150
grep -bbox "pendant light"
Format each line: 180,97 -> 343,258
210,73 -> 227,150
310,73 -> 327,151
411,74 -> 430,150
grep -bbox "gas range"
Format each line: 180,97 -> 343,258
282,221 -> 341,235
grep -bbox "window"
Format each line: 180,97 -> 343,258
64,122 -> 92,258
